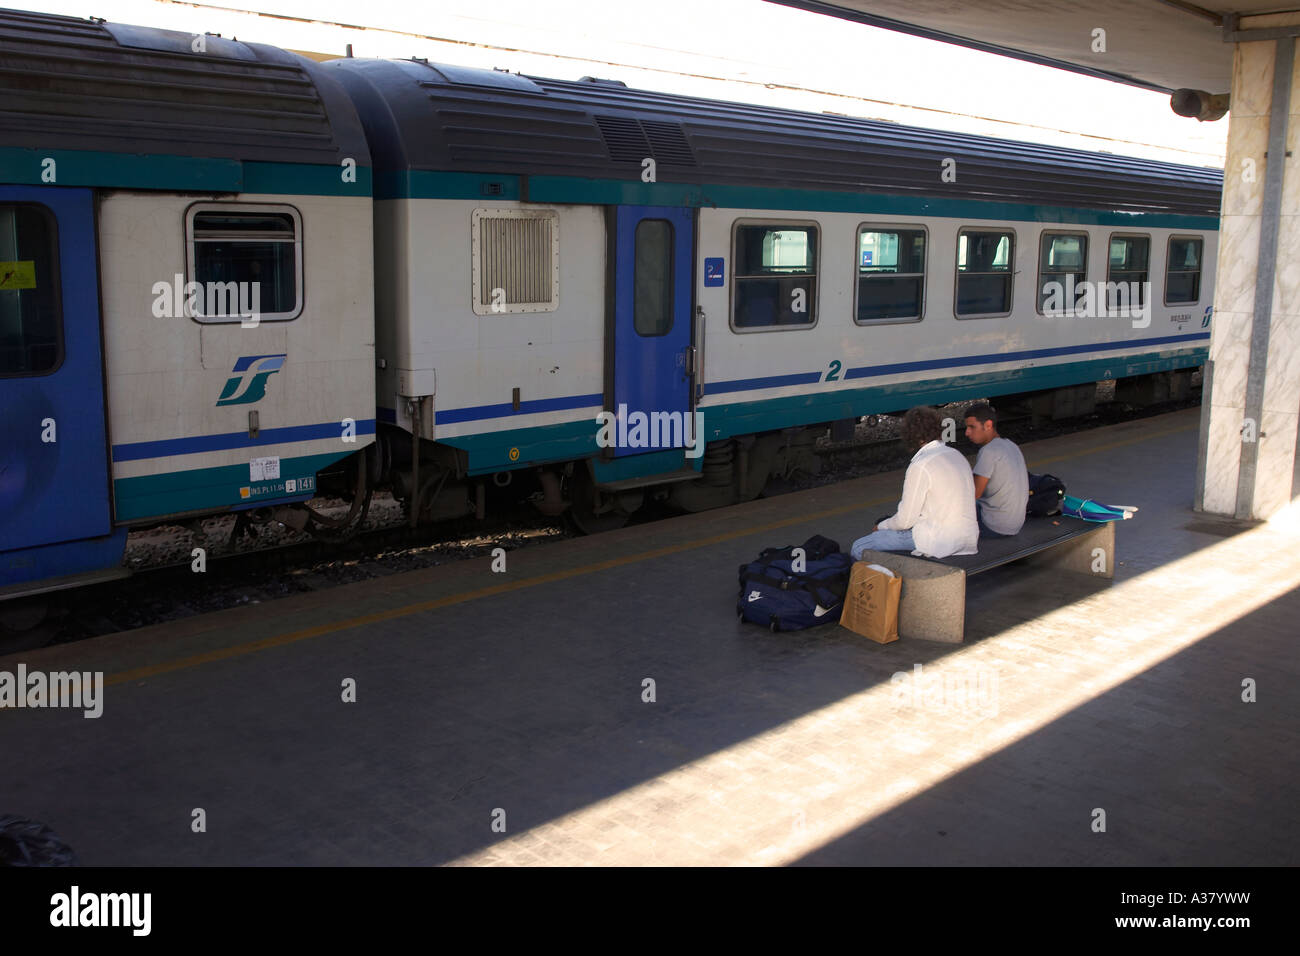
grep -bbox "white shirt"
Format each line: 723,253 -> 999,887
878,440 -> 979,558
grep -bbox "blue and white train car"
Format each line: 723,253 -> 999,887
0,9 -> 375,600
0,7 -> 1224,609
326,57 -> 1221,529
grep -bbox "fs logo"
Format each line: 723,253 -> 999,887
217,354 -> 285,406
1202,306 -> 1213,328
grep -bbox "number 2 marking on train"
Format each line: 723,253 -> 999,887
825,360 -> 842,382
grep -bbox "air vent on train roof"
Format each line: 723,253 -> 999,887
594,115 -> 696,167
641,120 -> 694,166
580,76 -> 628,87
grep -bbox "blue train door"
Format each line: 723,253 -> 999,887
609,205 -> 694,458
0,186 -> 120,589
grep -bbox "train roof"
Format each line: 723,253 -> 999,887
0,8 -> 369,174
325,57 -> 1222,218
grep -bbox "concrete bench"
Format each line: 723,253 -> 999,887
857,516 -> 1115,643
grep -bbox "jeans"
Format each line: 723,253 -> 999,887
850,528 -> 915,561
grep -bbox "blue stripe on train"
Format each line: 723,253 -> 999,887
120,339 -> 1205,464
112,419 -> 377,462
439,345 -> 1208,474
434,392 -> 605,424
431,335 -> 1212,419
701,332 -> 1211,397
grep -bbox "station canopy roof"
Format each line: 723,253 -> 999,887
768,1 -> 1300,94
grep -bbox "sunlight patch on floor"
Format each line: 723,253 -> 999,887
452,499 -> 1300,866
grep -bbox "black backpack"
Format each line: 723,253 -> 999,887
737,535 -> 853,632
1026,472 -> 1066,517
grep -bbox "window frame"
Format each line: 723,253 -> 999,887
954,226 -> 1016,319
852,222 -> 927,326
470,206 -> 561,316
1105,231 -> 1152,310
1163,234 -> 1205,306
184,202 -> 304,324
1035,230 -> 1090,316
0,201 -> 65,378
728,217 -> 822,334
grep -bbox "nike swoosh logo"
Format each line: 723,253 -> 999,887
813,605 -> 833,617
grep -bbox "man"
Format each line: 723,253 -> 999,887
850,406 -> 979,560
963,403 -> 1029,537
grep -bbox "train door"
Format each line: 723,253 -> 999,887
609,204 -> 695,458
0,186 -> 119,587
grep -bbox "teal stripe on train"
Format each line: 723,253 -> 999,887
374,169 -> 1219,230
113,452 -> 350,523
1,150 -> 1214,228
438,420 -> 594,477
439,347 -> 1207,475
0,148 -> 373,196
438,422 -> 700,478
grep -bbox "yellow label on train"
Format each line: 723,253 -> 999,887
0,261 -> 36,290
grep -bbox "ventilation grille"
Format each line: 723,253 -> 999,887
594,115 -> 651,163
472,209 -> 559,315
595,114 -> 695,167
641,120 -> 695,166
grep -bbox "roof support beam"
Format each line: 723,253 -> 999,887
1223,14 -> 1300,43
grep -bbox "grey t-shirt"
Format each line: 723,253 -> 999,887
973,437 -> 1029,535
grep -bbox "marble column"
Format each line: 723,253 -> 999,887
1199,26 -> 1300,519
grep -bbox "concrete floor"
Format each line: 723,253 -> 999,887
1,408 -> 1296,865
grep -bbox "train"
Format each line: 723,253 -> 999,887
0,7 -> 1222,610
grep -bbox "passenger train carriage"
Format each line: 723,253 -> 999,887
326,55 -> 1218,525
0,9 -> 375,600
0,7 -> 1222,604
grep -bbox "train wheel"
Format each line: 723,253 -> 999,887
566,468 -> 641,535
0,597 -> 52,654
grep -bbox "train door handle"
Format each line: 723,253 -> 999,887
684,345 -> 697,376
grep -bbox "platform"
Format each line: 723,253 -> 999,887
1,407 -> 1298,866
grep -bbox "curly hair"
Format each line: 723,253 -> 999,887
899,405 -> 945,452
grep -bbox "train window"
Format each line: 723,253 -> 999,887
731,222 -> 818,330
0,204 -> 62,376
956,229 -> 1014,317
471,208 -> 560,315
855,226 -> 926,323
1037,232 -> 1088,314
1165,236 -> 1203,305
186,204 -> 302,322
1107,234 -> 1150,308
634,219 -> 674,336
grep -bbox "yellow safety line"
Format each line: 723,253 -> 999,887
1027,422 -> 1195,469
96,421 -> 1195,687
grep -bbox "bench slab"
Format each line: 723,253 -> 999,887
858,519 -> 1115,644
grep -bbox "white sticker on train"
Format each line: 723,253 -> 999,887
249,456 -> 281,482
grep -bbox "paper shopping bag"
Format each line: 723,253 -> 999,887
838,561 -> 902,644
